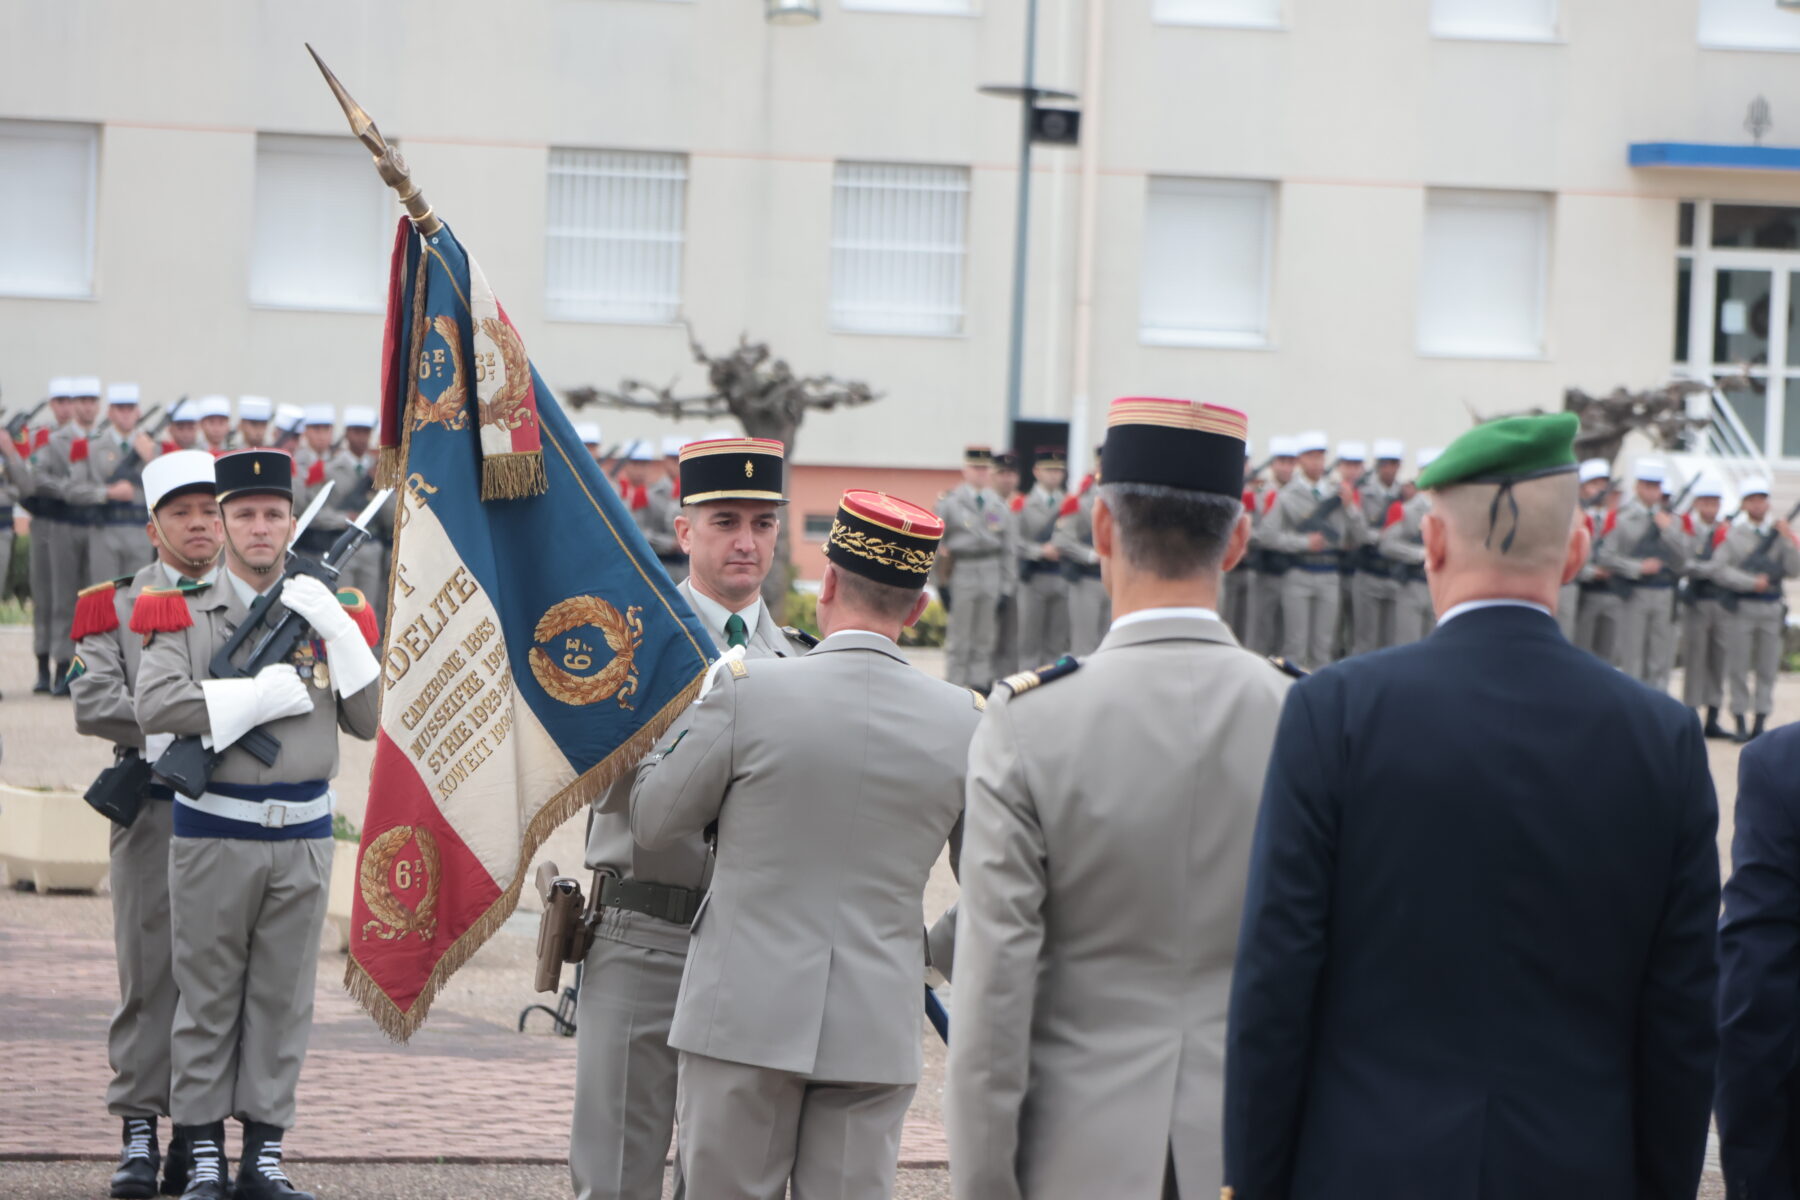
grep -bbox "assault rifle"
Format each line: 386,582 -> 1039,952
153,484 -> 393,799
104,405 -> 169,486
1739,498 -> 1800,582
1294,462 -> 1348,547
1623,475 -> 1701,590
4,398 -> 48,443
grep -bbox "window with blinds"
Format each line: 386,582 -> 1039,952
545,148 -> 687,324
1418,189 -> 1550,358
1139,177 -> 1274,348
250,133 -> 392,312
830,162 -> 969,337
0,119 -> 97,299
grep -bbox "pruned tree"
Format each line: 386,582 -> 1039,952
1469,379 -> 1725,465
566,324 -> 882,611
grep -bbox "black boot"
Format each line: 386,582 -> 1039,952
1703,706 -> 1729,740
32,653 -> 50,693
234,1120 -> 315,1200
50,659 -> 72,697
172,1123 -> 229,1200
108,1117 -> 160,1200
1752,714 -> 1769,742
160,1128 -> 191,1196
1734,714 -> 1752,745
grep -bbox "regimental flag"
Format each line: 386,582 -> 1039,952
348,216 -> 714,1040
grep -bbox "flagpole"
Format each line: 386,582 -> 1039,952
305,44 -> 443,237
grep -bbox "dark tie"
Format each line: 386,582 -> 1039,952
725,613 -> 748,649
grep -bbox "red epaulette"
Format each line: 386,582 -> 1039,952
336,588 -> 381,647
160,439 -> 179,454
1262,490 -> 1278,514
1584,513 -> 1596,535
629,484 -> 650,511
1385,501 -> 1405,529
306,459 -> 326,487
69,437 -> 89,463
1242,488 -> 1256,509
1602,510 -> 1618,535
33,427 -> 50,450
1057,493 -> 1080,518
70,579 -> 122,640
1682,513 -> 1695,535
129,586 -> 195,637
1713,524 -> 1730,549
1009,493 -> 1025,513
11,438 -> 27,457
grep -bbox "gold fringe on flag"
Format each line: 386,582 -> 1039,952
375,445 -> 404,490
480,450 -> 548,502
342,672 -> 704,1043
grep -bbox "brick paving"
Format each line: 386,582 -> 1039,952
0,917 -> 948,1167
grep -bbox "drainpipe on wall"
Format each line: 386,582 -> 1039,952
1068,0 -> 1106,480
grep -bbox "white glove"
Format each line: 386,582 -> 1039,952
282,573 -> 380,698
282,575 -> 356,642
201,664 -> 315,750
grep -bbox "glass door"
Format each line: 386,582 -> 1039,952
1710,264 -> 1774,454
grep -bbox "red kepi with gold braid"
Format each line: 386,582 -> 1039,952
308,46 -> 714,1040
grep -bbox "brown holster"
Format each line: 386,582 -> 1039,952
532,861 -> 606,994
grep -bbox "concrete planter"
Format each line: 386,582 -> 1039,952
0,783 -> 111,893
326,837 -> 361,951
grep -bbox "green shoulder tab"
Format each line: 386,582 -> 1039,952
1267,655 -> 1309,679
110,573 -> 135,589
782,625 -> 820,649
176,577 -> 212,594
995,654 -> 1082,698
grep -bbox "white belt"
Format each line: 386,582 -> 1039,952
178,788 -> 335,829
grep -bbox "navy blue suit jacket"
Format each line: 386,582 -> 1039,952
1224,604 -> 1719,1199
1718,721 -> 1800,1198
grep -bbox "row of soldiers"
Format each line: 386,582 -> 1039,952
936,431 -> 1797,737
0,379 -> 390,696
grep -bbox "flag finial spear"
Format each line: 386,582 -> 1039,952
305,43 -> 443,236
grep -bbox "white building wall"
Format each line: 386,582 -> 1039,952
5,0 -> 1800,467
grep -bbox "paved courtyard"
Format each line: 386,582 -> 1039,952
0,623 -> 1776,1198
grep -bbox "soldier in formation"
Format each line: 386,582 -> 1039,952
1713,477 -> 1799,744
1012,448 -> 1070,672
135,449 -> 382,1200
1599,460 -> 1687,691
1052,449 -> 1109,657
1679,477 -> 1731,739
938,446 -> 1007,689
571,436 -> 814,1200
991,451 -> 1021,673
1262,432 -> 1368,671
67,450 -> 223,1200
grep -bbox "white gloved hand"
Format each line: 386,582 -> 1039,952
281,574 -> 356,642
201,663 -> 315,750
283,573 -> 380,698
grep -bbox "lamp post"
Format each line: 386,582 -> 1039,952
981,0 -> 1077,435
766,0 -> 821,24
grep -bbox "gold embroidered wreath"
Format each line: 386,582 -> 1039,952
358,824 -> 441,942
413,315 -> 470,432
528,596 -> 645,709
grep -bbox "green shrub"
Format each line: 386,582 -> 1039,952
332,813 -> 363,843
780,590 -> 946,649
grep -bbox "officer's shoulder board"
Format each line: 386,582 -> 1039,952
129,578 -> 210,637
781,625 -> 819,649
70,574 -> 136,640
995,654 -> 1082,699
1266,655 -> 1309,680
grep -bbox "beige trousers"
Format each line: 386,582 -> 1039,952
676,1051 -> 914,1200
167,835 -> 331,1128
945,557 -> 1002,689
1726,598 -> 1785,716
1681,597 -> 1729,709
1280,568 -> 1341,670
1617,585 -> 1678,690
108,800 -> 178,1118
571,934 -> 687,1200
1014,570 -> 1070,672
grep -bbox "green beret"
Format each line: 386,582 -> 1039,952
1416,413 -> 1579,491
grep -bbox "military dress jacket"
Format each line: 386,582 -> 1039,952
1224,604 -> 1719,1200
61,423 -> 148,510
587,577 -> 813,954
135,575 -> 379,786
1376,492 -> 1429,573
69,562 -> 167,749
1261,475 -> 1370,558
631,630 -> 981,1085
1597,499 -> 1689,582
945,615 -> 1292,1200
1050,487 -> 1100,572
939,484 -> 1008,563
1712,518 -> 1800,593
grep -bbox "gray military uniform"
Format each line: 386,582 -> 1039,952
63,422 -> 155,584
1680,516 -> 1730,711
1013,485 -> 1069,670
1377,492 -> 1434,646
1350,481 -> 1405,656
1262,475 -> 1370,670
0,437 -> 29,608
637,476 -> 685,578
571,578 -> 811,1200
1575,503 -> 1621,661
632,631 -> 980,1200
938,482 -> 1008,688
70,562 -> 211,1120
135,573 -> 379,1129
945,613 -> 1292,1200
1598,499 -> 1687,689
1713,518 -> 1800,719
322,448 -> 387,613
1051,487 -> 1108,656
1246,487 -> 1286,655
39,423 -> 92,664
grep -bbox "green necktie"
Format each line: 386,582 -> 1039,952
725,613 -> 748,649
